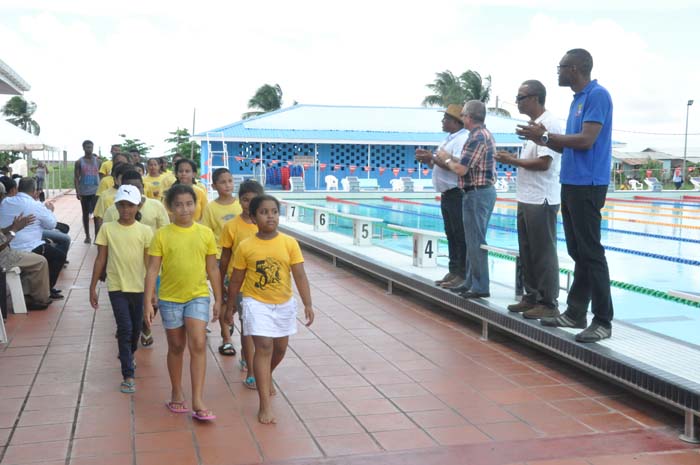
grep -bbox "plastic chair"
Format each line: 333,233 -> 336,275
340,178 -> 350,191
3,267 -> 26,315
325,175 -> 339,191
628,179 -> 643,191
390,179 -> 404,192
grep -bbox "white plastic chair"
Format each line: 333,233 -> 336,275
340,178 -> 350,191
4,267 -> 26,315
628,179 -> 643,191
390,179 -> 404,192
325,175 -> 339,191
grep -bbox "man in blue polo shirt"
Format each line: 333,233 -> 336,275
516,48 -> 613,343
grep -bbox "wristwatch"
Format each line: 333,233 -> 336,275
7,230 -> 16,240
445,158 -> 452,165
540,131 -> 549,145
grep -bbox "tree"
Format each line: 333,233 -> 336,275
164,128 -> 200,166
422,70 -> 491,107
2,96 -> 40,135
242,84 -> 283,119
118,134 -> 152,156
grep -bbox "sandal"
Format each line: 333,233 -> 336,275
243,376 -> 257,390
120,380 -> 136,394
239,359 -> 247,372
192,409 -> 216,421
218,343 -> 236,356
140,331 -> 154,347
165,401 -> 190,414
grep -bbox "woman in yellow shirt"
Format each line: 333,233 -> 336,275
225,195 -> 314,425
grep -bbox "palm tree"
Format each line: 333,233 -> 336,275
422,70 -> 492,107
242,84 -> 283,119
2,96 -> 40,134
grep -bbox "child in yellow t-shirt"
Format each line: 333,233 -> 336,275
89,185 -> 154,394
96,153 -> 129,196
165,159 -> 208,222
201,168 -> 242,258
218,180 -> 264,379
94,162 -> 134,233
226,195 -> 314,425
144,158 -> 167,200
145,184 -> 222,422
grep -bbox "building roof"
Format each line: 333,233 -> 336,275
0,58 -> 30,95
195,104 -> 527,146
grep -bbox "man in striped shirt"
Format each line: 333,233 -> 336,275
437,100 -> 496,299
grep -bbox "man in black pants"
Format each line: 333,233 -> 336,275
74,140 -> 100,243
516,48 -> 614,343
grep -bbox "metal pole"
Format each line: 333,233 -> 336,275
683,100 -> 694,184
367,145 -> 371,179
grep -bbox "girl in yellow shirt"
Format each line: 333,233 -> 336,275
166,159 -> 208,222
201,168 -> 242,258
218,180 -> 264,380
226,195 -> 314,425
144,158 -> 166,200
145,184 -> 222,422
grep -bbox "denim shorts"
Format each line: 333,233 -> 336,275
159,297 -> 210,329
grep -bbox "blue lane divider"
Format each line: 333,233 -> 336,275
388,200 -> 700,245
341,201 -> 700,266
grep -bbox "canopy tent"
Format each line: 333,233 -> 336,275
0,118 -> 57,152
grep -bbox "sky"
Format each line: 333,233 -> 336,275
1,0 -> 699,160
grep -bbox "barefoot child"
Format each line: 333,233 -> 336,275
89,185 -> 154,393
226,195 -> 314,424
219,180 -> 264,386
144,184 -> 222,421
201,168 -> 242,356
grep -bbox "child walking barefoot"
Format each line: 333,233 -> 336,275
219,180 -> 264,386
226,195 -> 314,424
89,185 -> 154,393
145,184 -> 222,421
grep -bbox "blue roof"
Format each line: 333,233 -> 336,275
195,104 -> 526,146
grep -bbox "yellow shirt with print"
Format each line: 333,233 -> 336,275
95,221 -> 153,292
94,187 -> 117,218
96,175 -> 114,196
102,198 -> 170,234
149,223 -> 217,303
99,160 -> 113,177
232,233 -> 304,305
143,174 -> 166,200
201,199 -> 242,258
220,215 -> 257,277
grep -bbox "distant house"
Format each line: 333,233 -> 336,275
194,104 -> 526,190
612,148 -> 683,180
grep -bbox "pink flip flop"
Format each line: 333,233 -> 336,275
165,401 -> 190,414
192,409 -> 216,421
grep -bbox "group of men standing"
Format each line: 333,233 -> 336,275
419,48 -> 614,343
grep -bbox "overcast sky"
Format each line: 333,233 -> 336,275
1,0 -> 699,159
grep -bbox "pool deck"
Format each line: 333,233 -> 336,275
0,193 -> 699,465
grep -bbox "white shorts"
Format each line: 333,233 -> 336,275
241,296 -> 298,338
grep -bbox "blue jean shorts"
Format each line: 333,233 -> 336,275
159,297 -> 210,329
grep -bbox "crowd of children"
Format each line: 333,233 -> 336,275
88,146 -> 313,425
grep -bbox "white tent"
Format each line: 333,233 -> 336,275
0,118 -> 56,151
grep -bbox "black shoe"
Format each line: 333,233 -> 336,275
51,288 -> 63,295
50,291 -> 64,300
449,285 -> 470,294
459,291 -> 490,299
575,322 -> 612,343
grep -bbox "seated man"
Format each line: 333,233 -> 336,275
0,182 -> 52,310
0,177 -> 66,299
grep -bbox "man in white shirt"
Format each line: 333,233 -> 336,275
416,104 -> 470,289
0,177 -> 66,299
495,80 -> 562,319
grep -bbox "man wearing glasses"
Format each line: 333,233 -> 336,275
516,48 -> 613,343
495,80 -> 562,321
437,100 -> 496,299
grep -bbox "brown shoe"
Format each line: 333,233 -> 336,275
523,304 -> 560,320
507,300 -> 536,313
435,272 -> 455,286
441,277 -> 466,289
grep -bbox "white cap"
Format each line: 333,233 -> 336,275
114,185 -> 142,205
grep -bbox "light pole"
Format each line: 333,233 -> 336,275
683,99 -> 694,185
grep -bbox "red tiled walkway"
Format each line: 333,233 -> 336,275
1,193 -> 699,465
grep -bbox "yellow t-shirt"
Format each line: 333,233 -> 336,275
99,160 -> 113,177
160,171 -> 176,192
232,233 -> 304,304
102,198 -> 170,234
94,187 -> 117,218
149,223 -> 217,303
96,175 -> 114,196
95,221 -> 153,292
143,174 -> 167,200
220,215 -> 258,277
201,199 -> 242,257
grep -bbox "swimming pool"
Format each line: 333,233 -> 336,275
288,194 -> 700,347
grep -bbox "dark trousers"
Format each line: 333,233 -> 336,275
108,291 -> 144,379
31,243 -> 66,288
440,188 -> 466,277
79,195 -> 98,238
561,185 -> 614,327
517,201 -> 560,308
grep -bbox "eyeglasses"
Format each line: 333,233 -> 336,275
515,94 -> 535,102
557,64 -> 573,71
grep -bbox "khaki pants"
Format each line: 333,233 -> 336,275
17,252 -> 51,306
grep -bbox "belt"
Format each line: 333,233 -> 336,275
463,185 -> 492,192
441,187 -> 462,195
